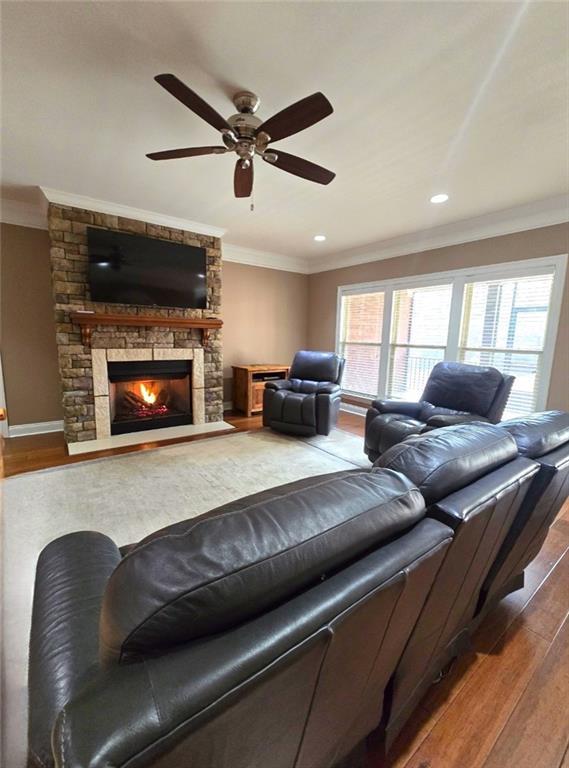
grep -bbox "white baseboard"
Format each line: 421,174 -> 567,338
8,420 -> 64,438
340,402 -> 367,417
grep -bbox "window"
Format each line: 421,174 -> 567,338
388,284 -> 453,400
459,274 -> 554,419
338,291 -> 384,395
336,255 -> 566,416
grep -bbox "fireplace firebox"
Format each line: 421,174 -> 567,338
108,360 -> 192,435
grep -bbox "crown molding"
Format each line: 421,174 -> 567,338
39,187 -> 226,238
307,194 -> 569,274
3,191 -> 567,276
222,243 -> 309,274
0,198 -> 47,230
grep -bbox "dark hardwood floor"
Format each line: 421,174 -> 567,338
2,410 -> 568,767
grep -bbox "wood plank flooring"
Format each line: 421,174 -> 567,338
2,410 -> 568,767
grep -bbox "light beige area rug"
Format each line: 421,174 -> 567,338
1,427 -> 369,768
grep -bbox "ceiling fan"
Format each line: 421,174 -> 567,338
146,74 -> 336,198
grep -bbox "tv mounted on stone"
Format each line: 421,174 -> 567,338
87,227 -> 207,309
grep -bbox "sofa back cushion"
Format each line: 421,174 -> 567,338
100,470 -> 424,664
290,350 -> 343,385
421,361 -> 504,416
375,423 -> 517,504
499,410 -> 569,458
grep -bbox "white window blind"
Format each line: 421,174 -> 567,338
338,291 -> 384,395
387,284 -> 453,400
336,255 -> 564,416
459,273 -> 554,418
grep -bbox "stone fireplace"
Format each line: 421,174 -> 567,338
47,201 -> 225,453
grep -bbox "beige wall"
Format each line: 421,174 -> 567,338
308,223 -> 569,411
2,221 -> 567,425
0,224 -> 310,423
0,223 -> 62,425
222,261 -> 309,401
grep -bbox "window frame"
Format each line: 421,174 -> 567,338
335,253 -> 567,412
337,287 -> 387,397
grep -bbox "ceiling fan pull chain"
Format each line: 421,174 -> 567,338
250,190 -> 255,212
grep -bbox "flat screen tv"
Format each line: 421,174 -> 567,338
87,227 -> 207,309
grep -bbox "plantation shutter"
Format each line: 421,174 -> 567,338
458,273 -> 554,417
339,291 -> 384,396
387,283 -> 453,400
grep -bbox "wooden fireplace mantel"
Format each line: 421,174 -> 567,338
70,311 -> 223,348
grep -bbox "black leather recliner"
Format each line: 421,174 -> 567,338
374,422 -> 538,748
476,410 -> 569,619
263,350 -> 345,436
365,361 -> 515,460
376,411 -> 569,749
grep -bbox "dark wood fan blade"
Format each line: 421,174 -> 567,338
265,150 -> 335,185
146,146 -> 226,160
256,92 -> 333,143
234,159 -> 254,198
154,74 -> 230,132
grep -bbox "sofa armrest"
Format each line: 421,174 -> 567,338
28,531 -> 121,768
425,413 -> 489,429
371,399 -> 422,418
317,382 -> 341,395
265,379 -> 291,391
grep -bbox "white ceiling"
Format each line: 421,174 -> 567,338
2,1 -> 568,266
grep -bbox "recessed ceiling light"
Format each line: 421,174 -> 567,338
430,193 -> 449,204
314,234 -> 326,242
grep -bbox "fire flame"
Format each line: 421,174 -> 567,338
140,382 -> 157,405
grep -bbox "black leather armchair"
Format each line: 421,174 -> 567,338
263,350 -> 345,436
365,361 -> 514,460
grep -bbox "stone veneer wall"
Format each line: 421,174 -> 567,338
47,203 -> 223,444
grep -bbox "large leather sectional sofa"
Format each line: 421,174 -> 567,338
28,411 -> 569,768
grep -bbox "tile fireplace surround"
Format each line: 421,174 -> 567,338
47,202 -> 226,454
93,347 -> 204,435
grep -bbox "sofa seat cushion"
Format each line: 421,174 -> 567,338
374,422 -> 518,504
421,362 -> 504,417
100,470 -> 425,664
500,411 -> 569,458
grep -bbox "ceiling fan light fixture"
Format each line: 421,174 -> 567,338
147,76 -> 335,198
430,193 -> 449,204
314,234 -> 326,242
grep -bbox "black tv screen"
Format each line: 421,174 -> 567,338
87,227 -> 207,309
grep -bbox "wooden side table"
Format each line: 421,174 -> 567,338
232,364 -> 290,417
